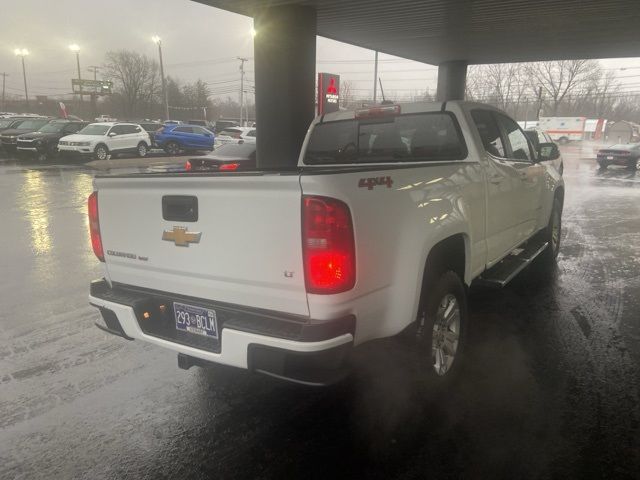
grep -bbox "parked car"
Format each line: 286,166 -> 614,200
596,143 -> 640,170
88,101 -> 564,386
214,127 -> 256,147
187,119 -> 215,130
16,120 -> 87,160
137,121 -> 163,147
186,143 -> 256,171
58,122 -> 151,160
95,114 -> 117,122
154,124 -> 215,155
525,127 -> 564,175
0,118 -> 52,152
0,117 -> 31,133
213,120 -> 239,134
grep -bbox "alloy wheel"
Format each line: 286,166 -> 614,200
431,294 -> 460,376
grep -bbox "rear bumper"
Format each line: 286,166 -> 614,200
89,279 -> 354,385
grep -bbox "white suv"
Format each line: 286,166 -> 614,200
58,122 -> 151,160
214,127 -> 256,147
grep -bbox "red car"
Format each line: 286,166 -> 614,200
597,143 -> 640,170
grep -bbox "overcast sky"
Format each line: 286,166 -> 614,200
2,0 -> 640,103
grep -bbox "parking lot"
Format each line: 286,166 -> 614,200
1,145 -> 638,479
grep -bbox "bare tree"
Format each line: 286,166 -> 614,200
341,80 -> 355,108
103,50 -> 161,118
526,59 -> 601,115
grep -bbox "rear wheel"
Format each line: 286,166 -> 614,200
165,141 -> 180,156
598,161 -> 608,170
558,136 -> 569,145
414,270 -> 468,384
627,158 -> 640,170
137,142 -> 148,158
94,144 -> 109,160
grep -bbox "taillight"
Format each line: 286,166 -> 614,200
219,163 -> 239,171
302,195 -> 355,294
156,127 -> 165,133
185,160 -> 192,171
88,192 -> 104,262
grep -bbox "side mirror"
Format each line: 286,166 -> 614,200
537,142 -> 560,162
108,132 -> 117,137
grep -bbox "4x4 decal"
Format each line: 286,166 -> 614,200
358,176 -> 393,190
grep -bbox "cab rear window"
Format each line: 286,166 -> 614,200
305,112 -> 467,165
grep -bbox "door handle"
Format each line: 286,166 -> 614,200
489,174 -> 503,184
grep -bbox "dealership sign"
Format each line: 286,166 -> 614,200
71,79 -> 113,95
317,73 -> 340,115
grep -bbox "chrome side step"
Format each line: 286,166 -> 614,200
476,241 -> 548,287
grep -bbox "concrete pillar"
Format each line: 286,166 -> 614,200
253,6 -> 317,169
436,61 -> 468,101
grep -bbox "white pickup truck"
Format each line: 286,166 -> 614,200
88,101 -> 564,386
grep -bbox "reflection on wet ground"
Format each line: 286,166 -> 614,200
0,147 -> 638,479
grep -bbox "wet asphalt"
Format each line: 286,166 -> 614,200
0,147 -> 639,479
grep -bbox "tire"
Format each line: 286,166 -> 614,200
598,161 -> 608,170
137,142 -> 148,158
94,144 -> 109,161
627,158 -> 640,170
538,197 -> 562,266
164,141 -> 180,156
558,136 -> 569,145
414,270 -> 468,384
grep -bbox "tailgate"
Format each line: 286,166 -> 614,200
95,173 -> 308,316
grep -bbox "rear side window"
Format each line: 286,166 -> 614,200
304,113 -> 467,165
174,126 -> 194,134
471,110 -> 505,158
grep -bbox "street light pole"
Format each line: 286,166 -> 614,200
238,57 -> 248,126
14,49 -> 29,108
1,73 -> 8,112
152,36 -> 170,121
87,66 -> 100,118
69,45 -> 83,104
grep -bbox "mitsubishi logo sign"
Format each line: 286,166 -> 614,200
318,73 -> 340,115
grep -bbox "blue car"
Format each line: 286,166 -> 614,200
155,124 -> 215,155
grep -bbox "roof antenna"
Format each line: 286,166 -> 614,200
378,78 -> 393,105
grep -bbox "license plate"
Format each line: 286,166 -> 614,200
174,302 -> 218,339
607,156 -> 614,160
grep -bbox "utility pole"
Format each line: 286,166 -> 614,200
238,57 -> 248,126
536,86 -> 543,120
152,36 -> 170,121
373,50 -> 379,103
1,73 -> 8,111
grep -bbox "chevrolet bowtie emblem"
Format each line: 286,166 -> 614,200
162,227 -> 202,247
